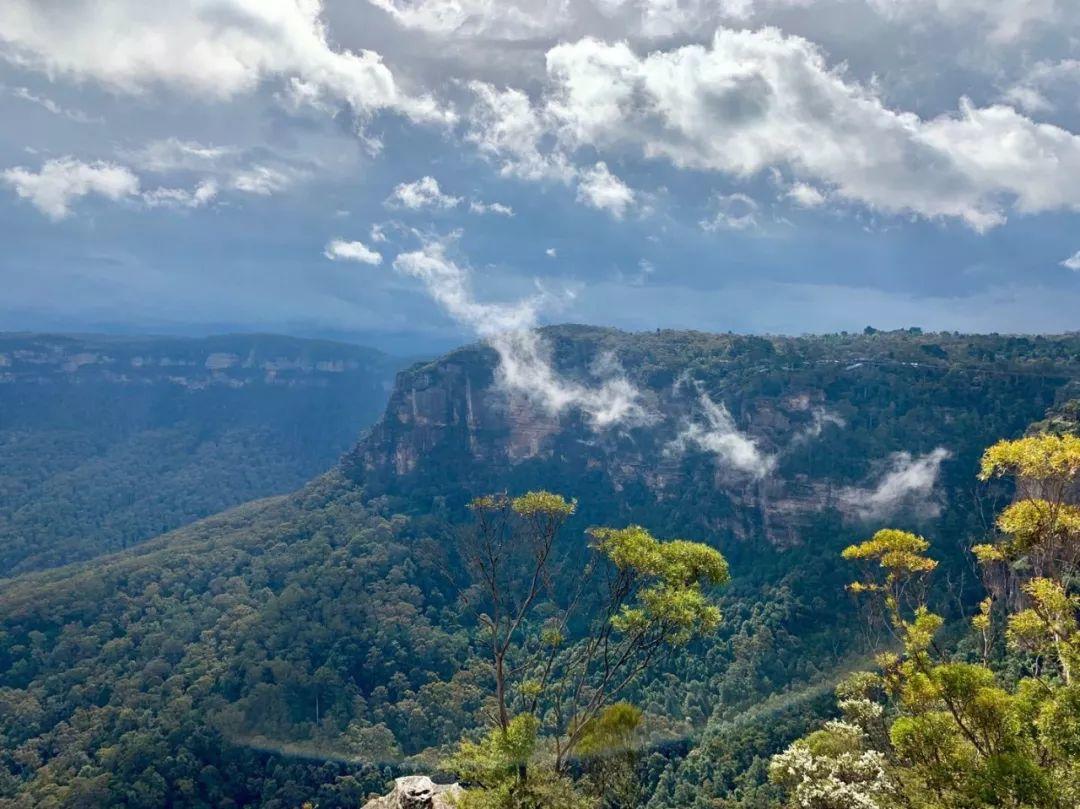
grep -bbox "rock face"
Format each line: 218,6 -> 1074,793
362,776 -> 464,809
345,326 -> 1080,550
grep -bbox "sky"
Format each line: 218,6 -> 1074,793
2,0 -> 1080,354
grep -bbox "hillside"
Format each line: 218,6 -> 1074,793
0,333 -> 403,575
0,327 -> 1078,807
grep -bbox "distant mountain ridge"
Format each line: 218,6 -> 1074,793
0,332 -> 405,575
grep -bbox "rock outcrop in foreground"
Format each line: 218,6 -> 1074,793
362,775 -> 464,809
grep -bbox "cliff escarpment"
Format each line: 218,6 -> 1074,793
346,326 -> 1080,551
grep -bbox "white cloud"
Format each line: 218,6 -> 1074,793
1060,251 -> 1080,271
130,138 -> 300,198
467,81 -> 574,182
392,235 -> 652,428
0,0 -> 450,125
324,238 -> 383,265
866,0 -> 1067,43
143,179 -> 219,209
367,0 -> 570,38
230,165 -> 295,196
386,176 -> 462,210
5,85 -> 99,123
701,192 -> 759,231
576,161 -> 635,218
464,28 -> 1080,232
2,156 -> 140,219
668,387 -> 776,479
469,199 -> 515,216
1002,59 -> 1080,114
786,182 -> 827,208
790,406 -> 845,445
130,138 -> 236,172
545,247 -> 558,257
841,447 -> 951,520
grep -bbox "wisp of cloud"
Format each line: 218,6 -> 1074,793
841,447 -> 952,520
668,386 -> 776,479
391,236 -> 652,428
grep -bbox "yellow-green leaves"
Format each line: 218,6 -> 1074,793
901,607 -> 944,657
589,525 -> 729,645
843,528 -> 937,575
971,543 -> 1006,564
446,714 -> 540,787
1006,578 -> 1080,680
843,529 -> 937,598
972,597 -> 993,634
588,526 -> 730,587
978,433 -> 1080,482
510,491 -> 577,519
575,702 -> 642,758
996,499 -> 1080,551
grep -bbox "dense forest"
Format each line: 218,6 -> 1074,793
0,333 -> 403,575
0,328 -> 1077,807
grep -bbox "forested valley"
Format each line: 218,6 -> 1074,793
0,333 -> 403,575
0,327 -> 1077,808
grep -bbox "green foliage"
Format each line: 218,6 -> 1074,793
446,499 -> 728,805
510,492 -> 578,519
446,715 -> 540,788
590,526 -> 728,644
575,703 -> 643,759
0,333 -> 401,575
0,475 -> 470,807
978,433 -> 1080,482
772,431 -> 1080,809
4,329 -> 1080,807
446,716 -> 596,809
842,529 -> 938,592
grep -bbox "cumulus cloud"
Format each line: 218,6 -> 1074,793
324,238 -> 383,265
841,447 -> 951,520
545,247 -> 558,257
0,0 -> 450,124
391,236 -> 651,427
1060,251 -> 1080,271
2,157 -> 140,219
466,28 -> 1080,231
576,162 -> 636,218
386,176 -> 462,210
668,387 -> 776,479
469,199 -> 515,216
3,151 -> 296,218
467,81 -> 574,182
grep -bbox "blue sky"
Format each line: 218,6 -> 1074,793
2,0 -> 1080,353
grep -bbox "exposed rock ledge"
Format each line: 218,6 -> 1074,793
362,776 -> 464,809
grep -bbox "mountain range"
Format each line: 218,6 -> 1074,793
1,326 -> 1078,807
